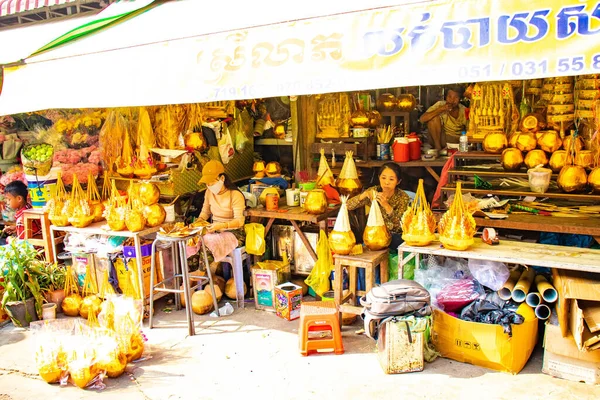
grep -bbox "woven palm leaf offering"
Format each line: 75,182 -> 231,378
336,151 -> 362,197
438,182 -> 476,251
316,148 -> 335,187
401,179 -> 436,246
66,175 -> 94,228
46,171 -> 70,227
103,180 -> 127,231
363,190 -> 391,251
328,195 -> 356,255
87,174 -> 104,223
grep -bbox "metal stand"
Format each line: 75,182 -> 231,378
148,233 -> 220,336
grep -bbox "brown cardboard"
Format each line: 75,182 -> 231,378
552,269 -> 600,338
570,300 -> 600,351
542,351 -> 600,385
581,301 -> 600,333
544,321 -> 600,363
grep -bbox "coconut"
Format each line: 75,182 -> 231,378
62,293 -> 83,317
89,200 -> 105,223
563,135 -> 584,153
79,295 -> 102,319
558,165 -> 588,193
144,204 -> 166,227
208,285 -> 223,303
336,151 -> 362,197
126,209 -> 146,232
38,362 -> 63,383
549,150 -> 568,173
328,196 -> 356,255
225,278 -> 247,300
107,208 -> 126,231
191,290 -> 215,315
575,150 -> 594,169
97,351 -> 127,378
213,275 -> 226,293
524,150 -> 548,169
588,167 -> 600,192
515,132 -> 538,152
537,131 -> 562,153
127,333 -> 145,362
483,132 -> 507,154
265,161 -> 282,177
69,362 -> 97,389
501,148 -> 524,171
138,183 -> 160,206
363,196 -> 391,251
304,189 -> 327,214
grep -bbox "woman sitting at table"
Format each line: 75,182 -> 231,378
194,160 -> 246,265
347,162 -> 410,250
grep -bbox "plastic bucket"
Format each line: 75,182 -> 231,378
321,291 -> 335,302
298,182 -> 316,191
26,168 -> 58,209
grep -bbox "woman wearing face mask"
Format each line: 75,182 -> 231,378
347,162 -> 410,249
198,160 -> 246,242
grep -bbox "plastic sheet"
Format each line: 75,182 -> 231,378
244,223 -> 265,256
468,259 -> 510,291
460,299 -> 525,336
436,279 -> 485,313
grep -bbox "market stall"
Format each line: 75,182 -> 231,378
1,0 -> 600,391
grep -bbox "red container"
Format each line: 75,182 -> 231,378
407,133 -> 421,161
392,139 -> 410,162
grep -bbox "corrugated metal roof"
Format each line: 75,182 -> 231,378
0,1 -> 79,17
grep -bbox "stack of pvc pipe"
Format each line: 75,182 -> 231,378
498,268 -> 557,320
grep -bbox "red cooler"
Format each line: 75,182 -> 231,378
407,133 -> 421,161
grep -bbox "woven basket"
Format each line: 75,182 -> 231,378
21,144 -> 54,176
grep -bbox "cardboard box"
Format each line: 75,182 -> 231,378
552,269 -> 600,350
377,318 -> 424,374
274,282 -> 302,321
543,321 -> 600,384
251,262 -> 291,311
432,309 -> 538,374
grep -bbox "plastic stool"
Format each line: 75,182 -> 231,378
298,301 -> 344,356
221,246 -> 250,309
148,233 -> 220,336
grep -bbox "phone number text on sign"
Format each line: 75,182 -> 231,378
556,54 -> 600,73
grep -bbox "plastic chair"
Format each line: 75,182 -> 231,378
221,246 -> 251,309
298,301 -> 344,356
148,233 -> 220,336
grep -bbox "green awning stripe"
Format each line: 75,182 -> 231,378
31,1 -> 161,57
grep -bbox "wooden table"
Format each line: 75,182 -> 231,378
362,158 -> 448,182
245,205 -> 339,262
50,222 -> 164,314
399,237 -> 600,276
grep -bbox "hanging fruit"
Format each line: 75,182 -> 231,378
557,165 -> 588,193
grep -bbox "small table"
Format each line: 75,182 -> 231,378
363,158 -> 448,182
50,222 -> 165,314
333,249 -> 389,323
245,205 -> 340,262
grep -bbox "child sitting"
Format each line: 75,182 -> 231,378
2,181 -> 40,242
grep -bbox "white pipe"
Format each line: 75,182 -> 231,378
526,292 -> 541,308
535,304 -> 551,320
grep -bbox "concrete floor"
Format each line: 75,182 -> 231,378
1,298 -> 599,400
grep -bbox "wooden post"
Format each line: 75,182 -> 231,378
297,95 -> 318,175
